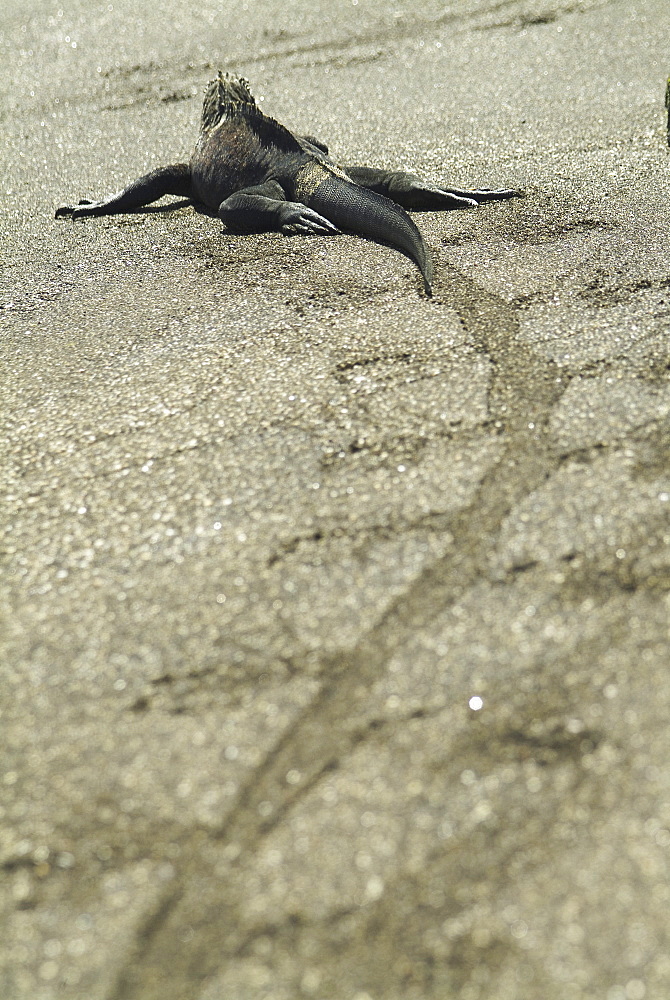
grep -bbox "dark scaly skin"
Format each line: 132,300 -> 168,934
56,73 -> 522,295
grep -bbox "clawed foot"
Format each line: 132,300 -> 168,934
55,199 -> 100,219
402,182 -> 523,211
442,186 -> 524,205
279,203 -> 340,235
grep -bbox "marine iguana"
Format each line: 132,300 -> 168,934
56,73 -> 521,295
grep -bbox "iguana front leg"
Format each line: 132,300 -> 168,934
344,166 -> 521,210
55,164 -> 192,219
218,180 -> 339,234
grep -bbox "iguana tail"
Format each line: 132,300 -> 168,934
307,175 -> 434,295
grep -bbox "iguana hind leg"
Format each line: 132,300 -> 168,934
55,164 -> 192,219
218,180 -> 339,235
344,166 -> 521,210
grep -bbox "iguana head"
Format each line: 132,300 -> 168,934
200,72 -> 258,132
